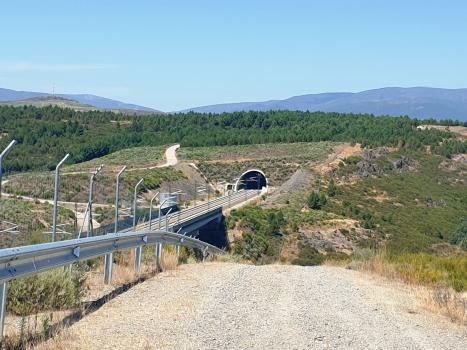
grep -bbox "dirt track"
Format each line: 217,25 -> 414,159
51,263 -> 466,349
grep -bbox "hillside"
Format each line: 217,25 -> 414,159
1,104 -> 465,173
0,95 -> 163,116
177,87 -> 467,121
0,87 -> 160,112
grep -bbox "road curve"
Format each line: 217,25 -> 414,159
51,264 -> 466,349
157,144 -> 180,168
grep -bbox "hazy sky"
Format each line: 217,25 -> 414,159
1,1 -> 466,111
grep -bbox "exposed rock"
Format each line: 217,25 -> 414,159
374,147 -> 389,156
439,199 -> 447,207
356,161 -> 385,177
394,156 -> 418,171
426,198 -> 439,208
341,175 -> 349,182
362,149 -> 375,160
362,147 -> 389,160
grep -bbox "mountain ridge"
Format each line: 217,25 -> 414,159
0,88 -> 160,112
176,87 -> 467,121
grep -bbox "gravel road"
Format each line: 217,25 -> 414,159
58,264 -> 467,349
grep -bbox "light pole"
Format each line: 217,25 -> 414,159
0,140 -> 17,212
165,208 -> 173,231
149,192 -> 159,230
133,178 -> 144,271
158,198 -> 168,230
0,140 -> 16,338
87,164 -> 104,238
104,165 -> 126,285
52,154 -> 70,242
155,198 -> 168,271
114,166 -> 127,233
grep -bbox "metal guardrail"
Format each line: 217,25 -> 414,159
0,229 -> 223,337
0,230 -> 223,284
0,188 -> 262,338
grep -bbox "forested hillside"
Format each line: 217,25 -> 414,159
0,104 -> 465,172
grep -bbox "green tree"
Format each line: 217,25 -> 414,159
307,191 -> 320,210
327,179 -> 337,197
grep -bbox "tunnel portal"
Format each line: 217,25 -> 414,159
234,169 -> 268,192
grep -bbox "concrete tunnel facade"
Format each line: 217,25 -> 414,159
234,169 -> 268,192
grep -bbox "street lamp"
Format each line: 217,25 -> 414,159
105,165 -> 127,285
133,178 -> 144,271
0,140 -> 16,339
149,192 -> 159,230
158,198 -> 168,230
114,166 -> 127,233
87,164 -> 104,238
52,154 -> 70,242
0,140 -> 17,211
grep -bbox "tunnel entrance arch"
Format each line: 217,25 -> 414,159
234,169 -> 268,192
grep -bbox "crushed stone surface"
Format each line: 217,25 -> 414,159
61,264 -> 467,349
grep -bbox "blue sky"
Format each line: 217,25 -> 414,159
1,0 -> 466,111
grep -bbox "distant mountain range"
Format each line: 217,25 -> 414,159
177,87 -> 467,121
0,87 -> 160,112
3,87 -> 467,121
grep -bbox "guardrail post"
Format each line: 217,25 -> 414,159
0,282 -> 7,339
156,243 -> 163,270
103,253 -> 113,285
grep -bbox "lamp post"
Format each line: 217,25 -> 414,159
0,140 -> 16,339
0,140 -> 17,211
114,166 -> 127,233
165,208 -> 173,231
133,178 -> 144,271
87,164 -> 104,238
158,198 -> 168,230
52,154 -> 70,242
149,192 -> 159,230
104,165 -> 126,285
155,198 -> 168,271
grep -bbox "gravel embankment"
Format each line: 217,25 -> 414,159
57,264 -> 467,349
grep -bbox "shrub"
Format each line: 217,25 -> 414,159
7,268 -> 85,316
449,218 -> 467,249
292,244 -> 325,266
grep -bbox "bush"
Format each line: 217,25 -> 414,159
7,268 -> 85,316
292,244 -> 325,266
449,218 -> 467,249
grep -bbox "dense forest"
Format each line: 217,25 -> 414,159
0,104 -> 465,172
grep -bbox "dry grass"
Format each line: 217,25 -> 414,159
161,247 -> 180,271
343,254 -> 467,325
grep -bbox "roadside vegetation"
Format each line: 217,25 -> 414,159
3,166 -> 185,205
62,145 -> 167,172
